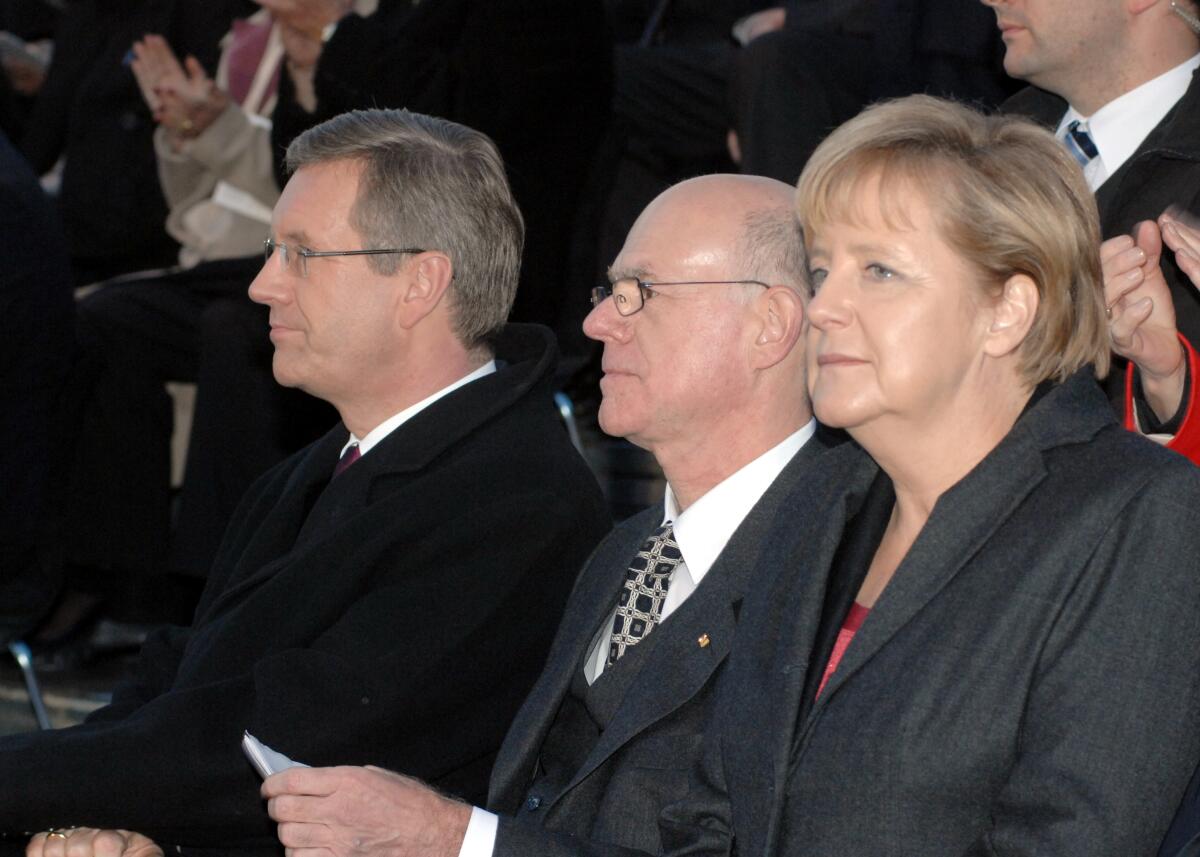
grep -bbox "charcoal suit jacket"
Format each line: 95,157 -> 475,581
660,370 -> 1200,856
485,428 -> 838,857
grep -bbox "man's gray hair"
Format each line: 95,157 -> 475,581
286,109 -> 524,348
735,206 -> 808,298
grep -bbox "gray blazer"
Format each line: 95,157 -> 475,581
661,370 -> 1200,856
486,430 -> 837,856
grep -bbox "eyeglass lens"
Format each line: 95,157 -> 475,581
265,240 -> 305,277
591,279 -> 644,316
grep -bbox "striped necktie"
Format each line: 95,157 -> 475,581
1063,119 -> 1099,167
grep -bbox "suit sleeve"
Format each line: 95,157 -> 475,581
959,464 -> 1200,856
82,624 -> 192,723
0,486 -> 602,851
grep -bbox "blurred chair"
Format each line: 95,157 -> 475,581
7,640 -> 51,729
554,391 -> 584,453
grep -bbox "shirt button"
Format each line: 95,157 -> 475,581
523,795 -> 542,811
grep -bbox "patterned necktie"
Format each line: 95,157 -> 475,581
607,524 -> 683,666
333,443 -> 360,478
1063,119 -> 1099,167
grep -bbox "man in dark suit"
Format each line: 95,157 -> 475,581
1,108 -> 610,856
989,0 -> 1200,454
37,0 -> 610,631
260,173 -> 829,857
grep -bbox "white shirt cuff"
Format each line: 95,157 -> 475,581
457,806 -> 499,857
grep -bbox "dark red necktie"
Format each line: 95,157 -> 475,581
333,443 -> 361,478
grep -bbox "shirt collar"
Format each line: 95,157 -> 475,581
341,360 -> 497,458
661,419 -> 817,586
1058,54 -> 1200,181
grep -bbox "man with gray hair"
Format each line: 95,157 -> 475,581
0,108 -> 610,855
259,173 -> 834,857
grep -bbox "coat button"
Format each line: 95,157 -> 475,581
523,795 -> 542,811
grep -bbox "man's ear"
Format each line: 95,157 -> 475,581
751,286 -> 806,369
983,273 -> 1039,359
396,252 -> 454,329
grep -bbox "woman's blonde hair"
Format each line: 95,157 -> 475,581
796,94 -> 1110,383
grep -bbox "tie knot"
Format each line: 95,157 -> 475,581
1064,119 -> 1099,166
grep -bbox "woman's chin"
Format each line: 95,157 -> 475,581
812,395 -> 876,432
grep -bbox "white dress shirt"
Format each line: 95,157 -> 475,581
1057,54 -> 1200,192
339,361 -> 496,458
457,419 -> 818,857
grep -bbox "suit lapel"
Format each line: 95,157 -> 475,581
741,434 -> 1044,855
558,554 -> 740,797
801,432 -> 1047,727
733,445 -> 876,855
198,393 -> 480,625
737,373 -> 1116,857
199,353 -> 541,625
486,510 -> 656,811
795,469 -> 893,721
559,433 -> 838,798
196,431 -> 345,622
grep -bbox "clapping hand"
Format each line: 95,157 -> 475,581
1101,219 -> 1188,423
130,35 -> 228,144
1159,208 -> 1200,292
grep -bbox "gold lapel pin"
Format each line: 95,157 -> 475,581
697,633 -> 711,648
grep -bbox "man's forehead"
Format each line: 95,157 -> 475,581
610,243 -> 733,282
614,215 -> 736,279
271,162 -> 360,240
607,263 -> 655,283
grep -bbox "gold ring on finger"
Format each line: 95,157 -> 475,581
46,830 -> 69,841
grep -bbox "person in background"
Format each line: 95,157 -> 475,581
989,0 -> 1200,459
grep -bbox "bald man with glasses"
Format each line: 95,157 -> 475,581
259,173 -> 837,857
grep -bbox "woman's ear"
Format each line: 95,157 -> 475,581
983,273 -> 1039,358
